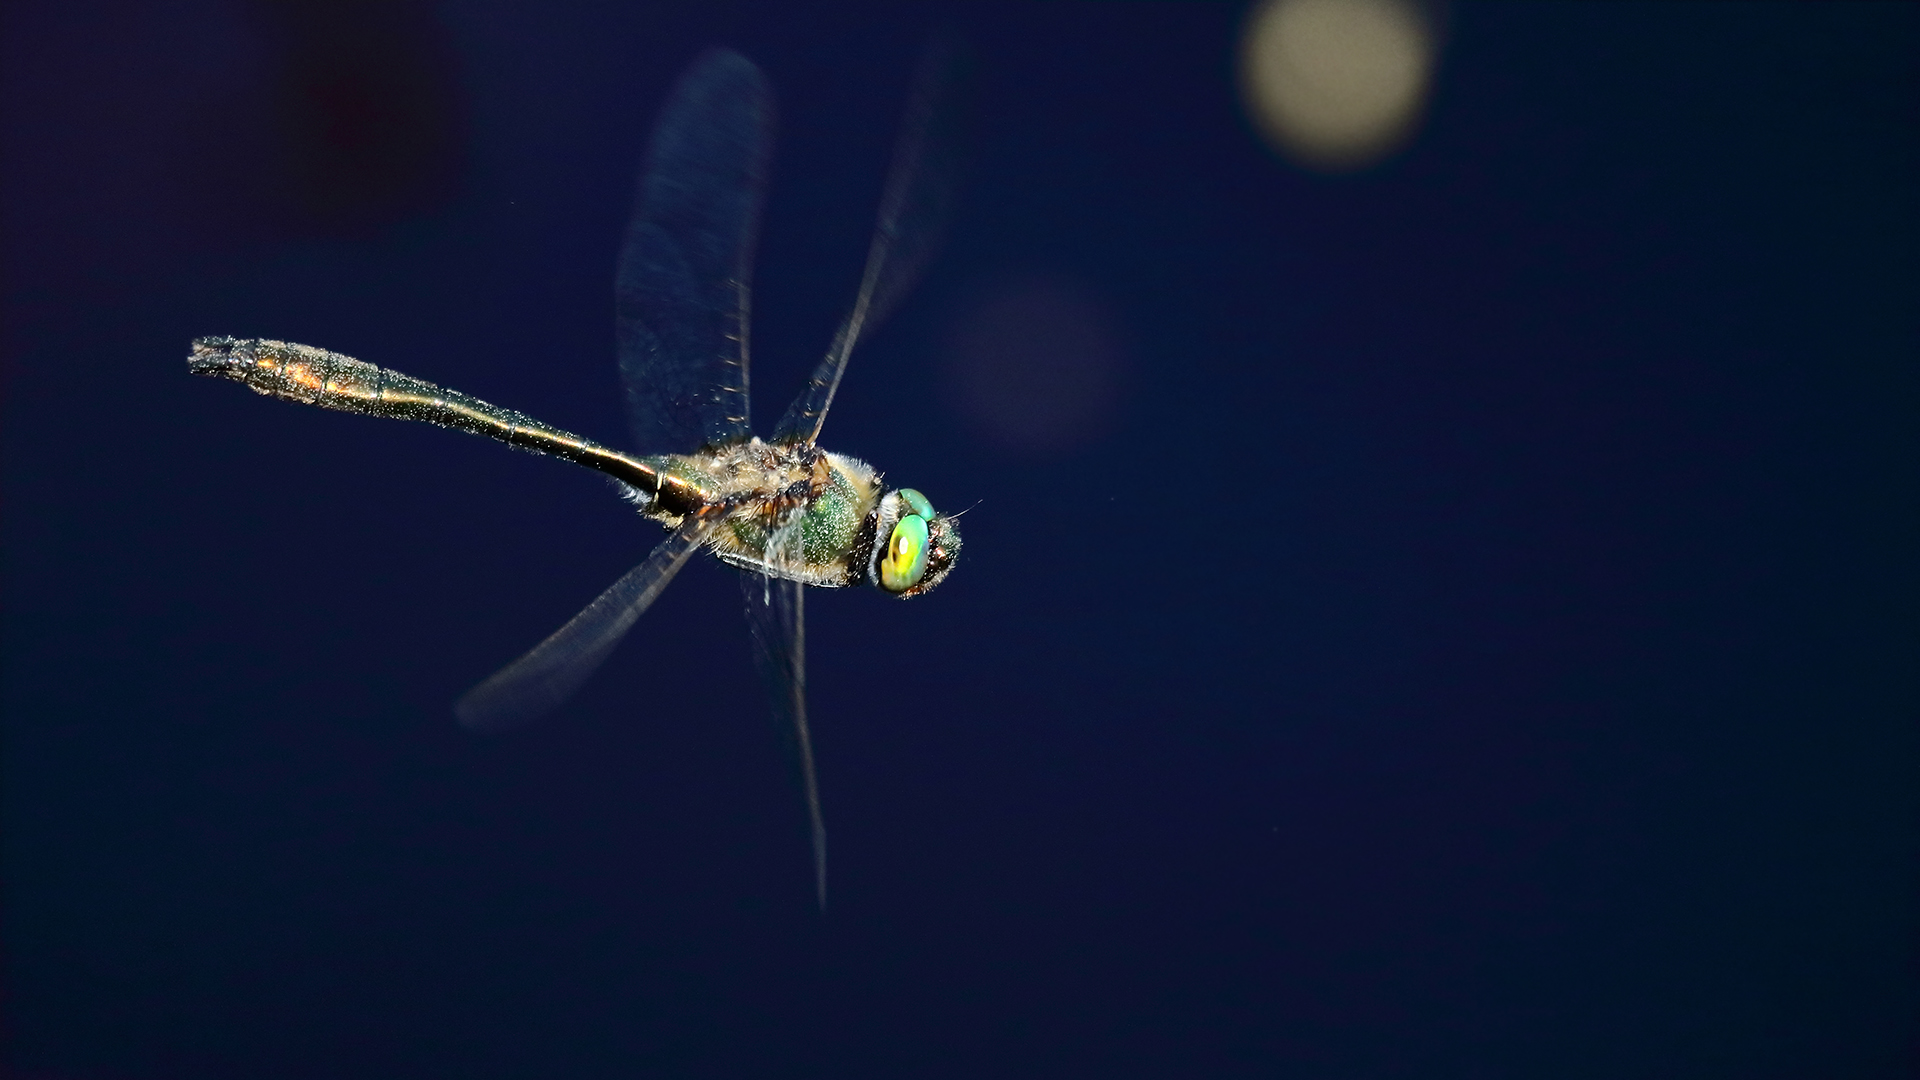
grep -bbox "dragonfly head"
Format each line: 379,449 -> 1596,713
868,487 -> 961,598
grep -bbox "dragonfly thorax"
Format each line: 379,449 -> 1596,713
628,439 -> 875,588
622,438 -> 957,596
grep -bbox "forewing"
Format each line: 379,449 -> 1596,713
455,511 -> 721,732
773,37 -> 967,445
740,570 -> 827,910
617,49 -> 772,453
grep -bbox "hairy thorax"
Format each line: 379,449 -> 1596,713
631,439 -> 882,587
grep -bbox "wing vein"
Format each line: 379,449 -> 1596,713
455,510 -> 721,732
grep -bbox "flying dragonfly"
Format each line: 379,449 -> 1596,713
187,46 -> 964,909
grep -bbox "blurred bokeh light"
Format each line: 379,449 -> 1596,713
941,272 -> 1128,455
242,0 -> 468,234
1239,0 -> 1437,170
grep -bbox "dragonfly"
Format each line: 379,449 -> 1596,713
186,46 -> 964,909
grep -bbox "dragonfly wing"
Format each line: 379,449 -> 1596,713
740,570 -> 827,910
773,37 -> 966,446
455,511 -> 721,732
617,49 -> 772,454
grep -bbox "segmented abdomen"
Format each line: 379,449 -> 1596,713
187,336 -> 699,510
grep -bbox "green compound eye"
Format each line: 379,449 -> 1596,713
879,512 -> 930,593
899,488 -> 935,522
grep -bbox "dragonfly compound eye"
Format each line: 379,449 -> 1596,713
879,513 -> 931,593
898,487 -> 935,521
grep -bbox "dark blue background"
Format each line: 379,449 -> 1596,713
3,3 -> 1912,1076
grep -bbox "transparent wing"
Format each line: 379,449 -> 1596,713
740,570 -> 827,910
455,511 -> 721,732
617,49 -> 772,454
772,36 -> 966,446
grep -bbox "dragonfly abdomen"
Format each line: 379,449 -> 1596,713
188,337 -> 707,514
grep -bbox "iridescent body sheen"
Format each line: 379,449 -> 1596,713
639,440 -> 884,587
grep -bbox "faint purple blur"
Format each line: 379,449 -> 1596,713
236,0 -> 469,235
940,272 -> 1128,455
